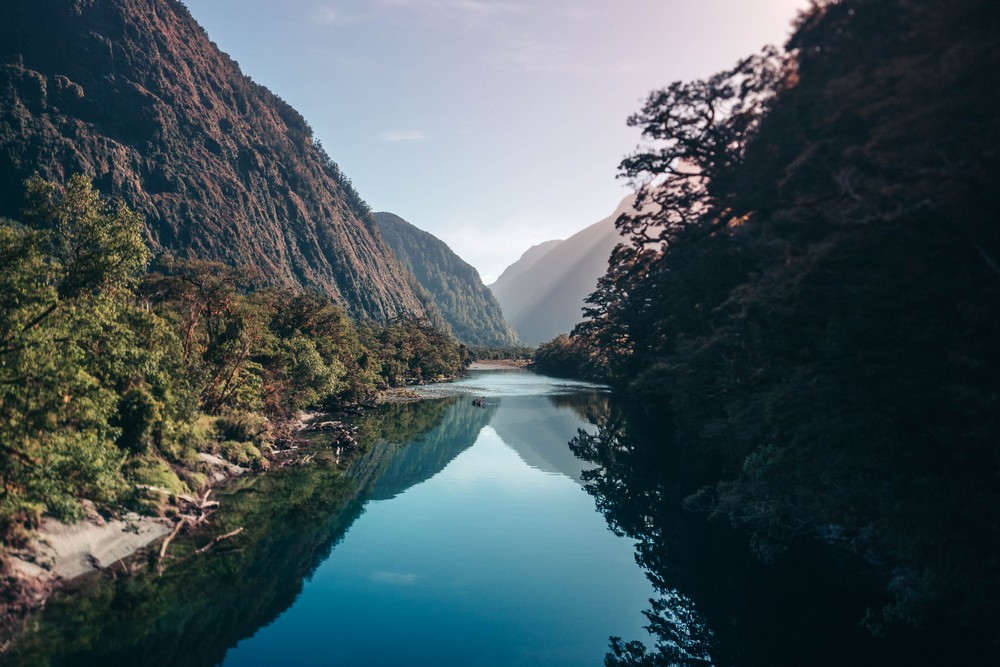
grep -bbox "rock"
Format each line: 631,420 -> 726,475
32,512 -> 173,580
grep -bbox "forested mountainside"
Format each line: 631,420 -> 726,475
0,173 -> 467,557
490,196 -> 633,346
537,0 -> 1000,653
374,212 -> 518,347
0,0 -> 425,321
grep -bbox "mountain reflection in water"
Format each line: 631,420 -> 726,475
6,396 -> 494,666
7,371 -> 654,667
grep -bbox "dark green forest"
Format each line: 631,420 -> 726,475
373,211 -> 519,347
0,175 -> 466,541
534,0 -> 1000,654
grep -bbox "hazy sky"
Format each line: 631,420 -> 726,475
182,0 -> 809,282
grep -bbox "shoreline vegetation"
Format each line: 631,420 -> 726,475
533,0 -> 1000,660
0,174 -> 476,638
0,409 -> 362,646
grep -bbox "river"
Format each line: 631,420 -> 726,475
8,366 -> 987,665
7,368 -> 656,666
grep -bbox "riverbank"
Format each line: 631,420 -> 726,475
1,369 -> 652,667
0,412 -> 360,645
1,503 -> 173,639
0,368 -> 467,642
467,359 -> 533,370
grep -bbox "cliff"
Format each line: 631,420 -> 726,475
0,0 -> 425,321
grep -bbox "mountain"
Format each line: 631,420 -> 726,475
490,239 -> 562,295
0,0 -> 425,322
489,395 -> 599,486
374,211 -> 518,347
489,196 -> 634,346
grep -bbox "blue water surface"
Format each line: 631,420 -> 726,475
222,369 -> 652,666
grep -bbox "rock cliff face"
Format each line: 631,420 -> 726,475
490,196 -> 634,346
0,0 -> 425,321
374,212 -> 518,347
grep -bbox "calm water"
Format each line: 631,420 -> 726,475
9,368 -> 985,666
221,370 -> 651,666
9,369 -> 655,666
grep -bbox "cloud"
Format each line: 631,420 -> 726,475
371,571 -> 419,585
312,4 -> 339,24
377,130 -> 429,142
486,38 -> 575,74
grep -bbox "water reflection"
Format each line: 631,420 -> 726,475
6,397 -> 490,667
367,398 -> 497,500
220,389 -> 651,666
490,394 -> 600,485
571,410 -> 982,667
7,373 -> 645,667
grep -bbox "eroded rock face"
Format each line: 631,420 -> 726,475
0,0 -> 425,322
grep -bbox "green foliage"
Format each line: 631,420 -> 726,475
466,345 -> 535,361
374,212 -> 519,347
0,176 -> 152,533
533,334 -> 609,381
562,0 -> 1000,644
123,454 -> 188,505
215,411 -> 269,445
0,175 -> 465,538
22,173 -> 150,298
360,315 -> 467,387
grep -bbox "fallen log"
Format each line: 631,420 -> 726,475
193,527 -> 244,555
157,518 -> 187,569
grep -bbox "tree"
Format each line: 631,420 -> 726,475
616,47 -> 787,248
0,176 -> 150,532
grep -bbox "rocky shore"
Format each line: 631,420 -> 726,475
0,414 -> 360,645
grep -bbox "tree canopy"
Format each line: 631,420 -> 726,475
535,0 -> 1000,653
0,175 -> 467,540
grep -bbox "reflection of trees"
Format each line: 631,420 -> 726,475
572,410 -> 974,667
571,413 -> 716,667
8,455 -> 362,667
7,398 -> 489,666
547,391 -> 612,427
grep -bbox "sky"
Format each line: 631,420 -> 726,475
182,0 -> 810,283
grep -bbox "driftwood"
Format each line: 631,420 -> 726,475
157,488 -> 225,570
193,527 -> 244,555
158,519 -> 186,564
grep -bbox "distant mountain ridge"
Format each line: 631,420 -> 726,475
0,0 -> 425,322
490,239 -> 562,292
490,195 -> 635,345
374,212 -> 519,347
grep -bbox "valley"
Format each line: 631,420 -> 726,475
2,0 -> 998,664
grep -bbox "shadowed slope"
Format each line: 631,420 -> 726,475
374,211 -> 518,346
490,196 -> 634,345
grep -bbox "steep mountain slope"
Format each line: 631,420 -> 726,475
489,196 -> 634,345
374,212 -> 518,347
489,239 -> 562,303
0,0 -> 425,321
